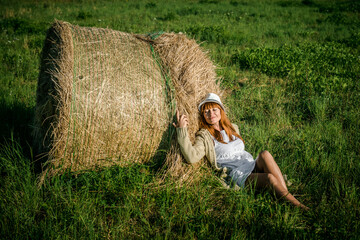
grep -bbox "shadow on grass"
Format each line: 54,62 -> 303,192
0,100 -> 34,156
146,118 -> 177,174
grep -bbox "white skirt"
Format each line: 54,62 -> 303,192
214,131 -> 256,187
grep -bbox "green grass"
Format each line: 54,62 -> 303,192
1,0 -> 359,239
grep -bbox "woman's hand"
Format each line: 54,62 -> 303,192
172,110 -> 189,128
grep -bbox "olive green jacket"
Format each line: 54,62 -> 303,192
176,124 -> 240,179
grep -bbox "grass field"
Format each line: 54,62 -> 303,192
1,0 -> 359,239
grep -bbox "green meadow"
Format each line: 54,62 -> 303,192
1,0 -> 359,239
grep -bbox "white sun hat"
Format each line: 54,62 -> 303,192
198,93 -> 225,112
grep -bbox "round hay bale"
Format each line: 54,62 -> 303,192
34,20 -> 222,182
149,33 -> 223,182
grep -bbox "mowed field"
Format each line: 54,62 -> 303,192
0,0 -> 359,239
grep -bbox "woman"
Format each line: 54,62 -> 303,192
173,93 -> 309,210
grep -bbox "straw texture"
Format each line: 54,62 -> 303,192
149,33 -> 223,182
34,21 -> 222,183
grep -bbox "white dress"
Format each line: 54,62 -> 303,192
214,130 -> 256,187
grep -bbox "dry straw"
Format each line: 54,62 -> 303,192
34,20 -> 223,184
139,33 -> 224,183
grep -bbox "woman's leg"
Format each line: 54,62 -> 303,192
246,173 -> 309,210
255,150 -> 288,192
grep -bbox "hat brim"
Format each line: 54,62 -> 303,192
198,100 -> 225,112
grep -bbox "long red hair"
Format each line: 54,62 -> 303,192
199,102 -> 244,144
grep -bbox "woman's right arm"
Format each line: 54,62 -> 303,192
173,110 -> 206,164
176,127 -> 206,164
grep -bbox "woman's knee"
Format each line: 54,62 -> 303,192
266,173 -> 278,185
256,150 -> 270,167
259,150 -> 271,159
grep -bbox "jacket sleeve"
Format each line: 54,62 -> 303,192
232,123 -> 240,135
176,127 -> 206,164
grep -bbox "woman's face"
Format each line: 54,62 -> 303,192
203,106 -> 221,125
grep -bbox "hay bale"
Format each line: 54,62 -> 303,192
34,20 -> 222,182
149,33 -> 223,182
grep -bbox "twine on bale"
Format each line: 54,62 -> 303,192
34,20 -> 223,185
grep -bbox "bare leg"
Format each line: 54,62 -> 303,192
246,173 -> 309,210
255,150 -> 288,192
248,151 -> 309,210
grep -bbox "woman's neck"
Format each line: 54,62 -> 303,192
212,122 -> 221,131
